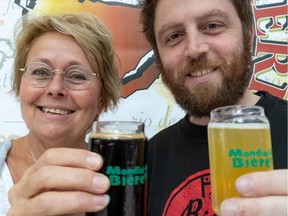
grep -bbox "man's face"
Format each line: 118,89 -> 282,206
154,0 -> 252,117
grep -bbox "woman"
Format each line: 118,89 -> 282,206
0,13 -> 121,215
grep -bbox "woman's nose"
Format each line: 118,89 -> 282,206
45,73 -> 68,97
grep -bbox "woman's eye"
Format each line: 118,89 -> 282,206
207,23 -> 219,29
31,68 -> 50,77
66,71 -> 88,82
72,74 -> 86,80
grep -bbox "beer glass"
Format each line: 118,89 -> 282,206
87,121 -> 147,216
208,105 -> 273,215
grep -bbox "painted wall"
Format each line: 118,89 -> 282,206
0,0 -> 287,141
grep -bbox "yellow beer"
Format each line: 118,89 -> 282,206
208,106 -> 273,215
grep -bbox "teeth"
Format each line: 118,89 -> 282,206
190,68 -> 213,77
42,107 -> 71,115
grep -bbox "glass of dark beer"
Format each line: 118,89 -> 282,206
87,121 -> 147,216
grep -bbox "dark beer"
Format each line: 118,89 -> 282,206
88,130 -> 147,216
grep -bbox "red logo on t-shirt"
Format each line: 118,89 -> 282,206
163,169 -> 216,216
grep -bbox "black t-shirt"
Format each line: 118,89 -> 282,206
147,91 -> 287,216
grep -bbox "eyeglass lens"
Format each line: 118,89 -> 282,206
23,62 -> 96,90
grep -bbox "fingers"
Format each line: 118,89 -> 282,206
10,166 -> 110,200
220,169 -> 288,216
220,196 -> 287,216
8,191 -> 110,216
8,148 -> 110,215
9,148 -> 108,201
33,148 -> 104,171
235,169 -> 288,197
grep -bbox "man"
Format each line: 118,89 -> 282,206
140,0 -> 287,215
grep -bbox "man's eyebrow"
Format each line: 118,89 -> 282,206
157,22 -> 182,42
157,9 -> 231,41
197,9 -> 230,23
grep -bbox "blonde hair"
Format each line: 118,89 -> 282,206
12,13 -> 121,111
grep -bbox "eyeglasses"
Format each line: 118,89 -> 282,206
20,62 -> 100,91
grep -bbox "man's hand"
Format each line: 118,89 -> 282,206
220,169 -> 288,216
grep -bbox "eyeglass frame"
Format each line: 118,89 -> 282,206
19,62 -> 101,91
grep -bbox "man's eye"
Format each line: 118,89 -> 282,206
167,33 -> 183,42
164,32 -> 186,46
203,22 -> 224,32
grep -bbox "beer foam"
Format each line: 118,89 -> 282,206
208,123 -> 270,129
90,132 -> 146,140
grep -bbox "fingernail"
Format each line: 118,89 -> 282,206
86,154 -> 101,168
104,194 -> 110,205
93,194 -> 110,206
236,176 -> 252,195
93,175 -> 108,189
221,200 -> 237,216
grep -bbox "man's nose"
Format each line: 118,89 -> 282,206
184,30 -> 209,60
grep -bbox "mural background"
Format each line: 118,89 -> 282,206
0,0 -> 287,141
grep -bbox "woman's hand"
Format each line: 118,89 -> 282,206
220,169 -> 288,216
7,148 -> 110,216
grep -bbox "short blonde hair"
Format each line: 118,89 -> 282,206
12,13 -> 121,112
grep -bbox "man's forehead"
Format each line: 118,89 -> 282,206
154,0 -> 237,36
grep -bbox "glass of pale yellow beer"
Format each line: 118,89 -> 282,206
208,105 -> 273,215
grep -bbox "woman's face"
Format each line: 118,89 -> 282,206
20,32 -> 102,142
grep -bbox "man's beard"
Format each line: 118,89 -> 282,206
159,36 -> 252,118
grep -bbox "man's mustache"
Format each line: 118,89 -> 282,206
178,56 -> 224,76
